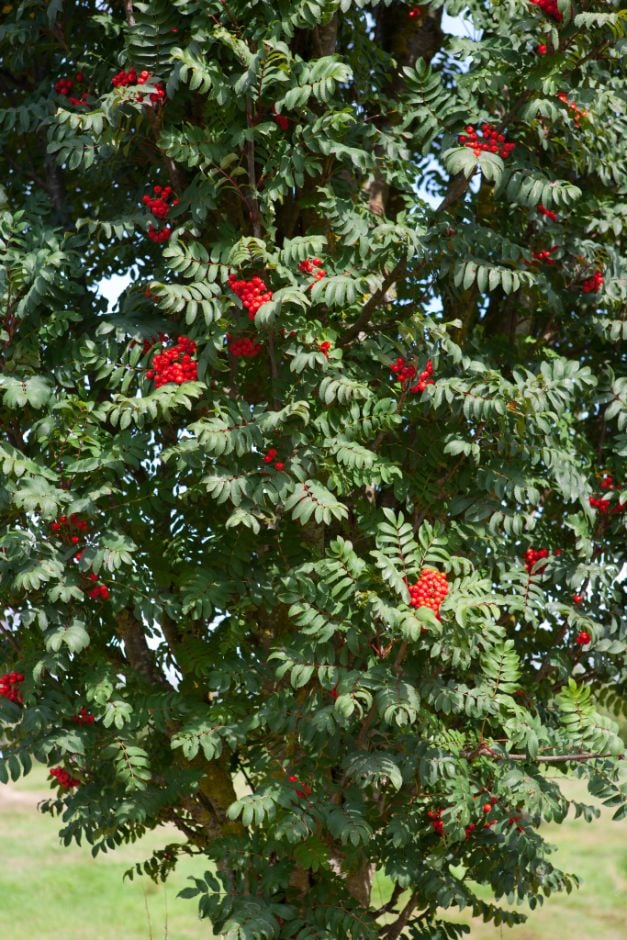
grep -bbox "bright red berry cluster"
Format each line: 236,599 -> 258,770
575,630 -> 591,647
288,774 -> 311,799
228,274 -> 273,320
86,572 -> 110,601
54,71 -> 88,106
146,224 -> 172,244
524,547 -> 550,573
319,340 -> 332,358
537,203 -> 558,222
262,449 -> 285,472
390,358 -> 435,394
408,6 -> 422,18
111,68 -> 165,102
50,514 -> 89,544
532,246 -> 559,265
227,335 -> 262,358
589,496 -> 625,515
111,67 -> 140,87
72,707 -> 95,725
142,184 -> 179,220
426,808 -> 444,836
49,767 -> 81,789
0,672 -> 24,704
146,336 -> 198,387
412,359 -> 435,393
298,257 -> 326,282
458,124 -> 515,158
536,43 -> 549,55
589,475 -> 624,513
573,594 -> 583,604
390,357 -> 417,385
408,568 -> 449,615
581,270 -> 603,294
529,0 -> 563,22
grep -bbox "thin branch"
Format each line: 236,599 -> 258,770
124,0 -> 135,27
462,745 -> 622,764
246,99 -> 261,238
338,257 -> 407,347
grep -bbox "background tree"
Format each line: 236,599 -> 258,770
0,0 -> 625,937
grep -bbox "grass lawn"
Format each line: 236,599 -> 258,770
1,767 -> 625,938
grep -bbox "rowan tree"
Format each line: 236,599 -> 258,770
0,1 -> 626,937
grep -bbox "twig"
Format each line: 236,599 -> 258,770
462,745 -> 622,764
246,99 -> 261,238
338,257 -> 407,346
124,0 -> 135,27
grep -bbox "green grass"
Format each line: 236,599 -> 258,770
0,763 -> 213,939
1,769 -> 625,938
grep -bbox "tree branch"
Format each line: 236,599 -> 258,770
338,257 -> 407,346
462,745 -> 622,764
124,0 -> 135,27
381,891 -> 422,940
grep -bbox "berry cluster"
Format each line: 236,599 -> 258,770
54,71 -> 89,106
0,672 -> 24,704
147,224 -> 172,244
524,547 -> 561,573
298,257 -> 326,282
581,270 -> 603,294
72,707 -> 95,725
426,808 -> 444,836
575,630 -> 591,647
288,774 -> 311,799
227,335 -> 262,358
589,496 -> 626,515
408,6 -> 422,18
390,358 -> 435,394
86,572 -> 110,601
524,547 -> 552,573
537,203 -> 558,222
49,767 -> 81,789
573,593 -> 583,604
589,475 -> 625,514
557,92 -> 587,127
531,245 -> 559,265
112,68 -> 137,87
142,184 -> 179,220
458,124 -> 515,159
390,357 -> 417,385
50,514 -> 89,545
529,0 -> 562,21
408,568 -> 449,615
319,340 -> 332,358
262,449 -> 285,472
146,336 -> 198,387
536,43 -> 549,56
599,473 -> 621,491
111,68 -> 166,103
228,274 -> 273,320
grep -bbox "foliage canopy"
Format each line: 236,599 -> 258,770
0,0 -> 625,937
